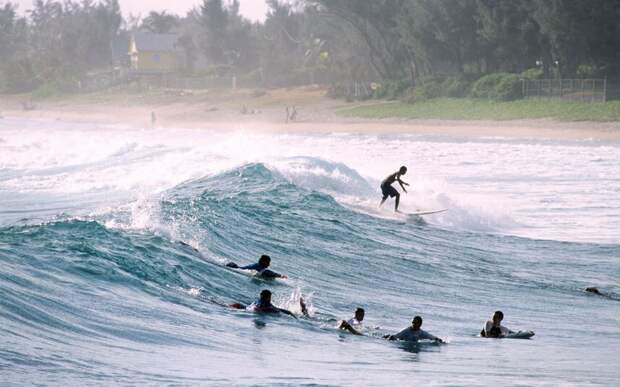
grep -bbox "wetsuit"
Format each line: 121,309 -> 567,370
248,298 -> 279,313
390,327 -> 440,342
226,262 -> 284,278
247,298 -> 294,316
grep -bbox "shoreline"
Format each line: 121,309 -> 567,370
1,87 -> 619,140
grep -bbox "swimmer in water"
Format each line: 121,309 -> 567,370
585,287 -> 618,300
229,289 -> 297,317
379,166 -> 409,212
480,310 -> 513,338
384,315 -> 444,343
226,254 -> 288,279
338,307 -> 365,335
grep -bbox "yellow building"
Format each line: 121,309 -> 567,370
129,32 -> 180,73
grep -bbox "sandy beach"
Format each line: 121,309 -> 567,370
1,86 -> 619,140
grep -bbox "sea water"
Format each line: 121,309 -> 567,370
1,118 -> 619,385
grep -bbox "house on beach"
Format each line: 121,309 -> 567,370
129,32 -> 181,73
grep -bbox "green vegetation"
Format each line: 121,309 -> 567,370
1,0 -> 619,121
338,99 -> 620,122
470,74 -> 522,101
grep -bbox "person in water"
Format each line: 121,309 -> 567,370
226,254 -> 287,279
339,307 -> 365,335
384,316 -> 443,343
481,310 -> 514,338
586,287 -> 603,295
379,166 -> 409,212
229,289 -> 297,317
585,287 -> 618,300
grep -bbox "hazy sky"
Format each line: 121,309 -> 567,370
12,0 -> 270,21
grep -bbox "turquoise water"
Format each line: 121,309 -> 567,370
1,119 -> 619,385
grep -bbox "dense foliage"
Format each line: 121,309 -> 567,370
0,0 -> 619,96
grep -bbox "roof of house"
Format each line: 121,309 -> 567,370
132,32 -> 179,52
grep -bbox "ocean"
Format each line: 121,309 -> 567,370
1,117 -> 619,385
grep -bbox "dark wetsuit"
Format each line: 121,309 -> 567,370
226,262 -> 284,278
249,299 -> 277,312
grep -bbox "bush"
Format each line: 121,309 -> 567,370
576,64 -> 602,78
495,74 -> 523,101
441,76 -> 473,98
470,73 -> 504,99
415,76 -> 442,99
470,73 -> 523,101
521,68 -> 543,80
401,76 -> 472,103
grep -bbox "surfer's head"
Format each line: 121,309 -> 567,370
585,287 -> 601,294
259,255 -> 271,267
493,311 -> 504,324
399,166 -> 407,174
260,289 -> 272,303
355,307 -> 365,322
412,315 -> 423,330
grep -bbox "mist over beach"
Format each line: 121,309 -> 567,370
1,1 -> 619,385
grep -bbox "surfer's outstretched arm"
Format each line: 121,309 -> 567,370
261,269 -> 287,279
300,297 -> 310,317
398,178 -> 408,193
339,320 -> 363,335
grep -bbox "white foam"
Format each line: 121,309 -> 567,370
2,118 -> 618,243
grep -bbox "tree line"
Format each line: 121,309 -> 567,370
1,0 -> 619,96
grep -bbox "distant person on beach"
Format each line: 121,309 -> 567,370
290,106 -> 297,121
285,106 -> 298,123
384,316 -> 443,343
226,254 -> 288,279
481,311 -> 514,338
339,307 -> 365,335
229,289 -> 296,317
379,166 -> 409,212
151,111 -> 157,127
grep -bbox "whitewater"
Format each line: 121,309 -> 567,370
1,117 -> 619,385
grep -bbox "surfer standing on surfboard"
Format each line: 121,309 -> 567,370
379,166 -> 409,212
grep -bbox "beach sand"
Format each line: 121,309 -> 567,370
1,85 -> 619,140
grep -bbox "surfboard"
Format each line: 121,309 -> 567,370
479,330 -> 535,339
504,330 -> 535,339
404,209 -> 448,216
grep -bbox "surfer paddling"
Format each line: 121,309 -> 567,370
226,254 -> 287,279
229,289 -> 299,317
384,316 -> 444,343
480,311 -> 514,338
338,307 -> 365,335
379,166 -> 409,212
585,287 -> 618,300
